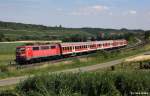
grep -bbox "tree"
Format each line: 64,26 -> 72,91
144,31 -> 150,41
59,25 -> 62,28
0,33 -> 5,41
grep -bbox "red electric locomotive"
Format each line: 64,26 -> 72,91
16,39 -> 127,64
16,44 -> 61,63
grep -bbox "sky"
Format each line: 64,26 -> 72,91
0,0 -> 150,30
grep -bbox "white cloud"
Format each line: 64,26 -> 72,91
70,5 -> 109,16
56,8 -> 63,11
122,10 -> 137,16
91,5 -> 109,11
109,12 -> 113,16
129,10 -> 137,14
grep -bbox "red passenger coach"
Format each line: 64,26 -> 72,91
60,39 -> 127,55
16,39 -> 127,64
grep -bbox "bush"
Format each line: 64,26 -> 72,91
0,65 -> 9,72
0,90 -> 19,96
15,71 -> 150,96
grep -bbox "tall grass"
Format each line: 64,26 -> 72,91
1,71 -> 149,96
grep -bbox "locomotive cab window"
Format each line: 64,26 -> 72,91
33,47 -> 39,51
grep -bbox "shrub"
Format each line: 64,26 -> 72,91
0,90 -> 19,96
10,71 -> 150,96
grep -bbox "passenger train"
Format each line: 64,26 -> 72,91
16,39 -> 127,64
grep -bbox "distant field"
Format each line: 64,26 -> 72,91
0,43 -> 23,54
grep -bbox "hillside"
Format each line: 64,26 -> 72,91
0,21 -> 146,42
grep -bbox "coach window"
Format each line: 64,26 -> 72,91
63,47 -> 65,50
33,47 -> 39,51
51,46 -> 56,49
63,47 -> 66,51
70,47 -> 72,50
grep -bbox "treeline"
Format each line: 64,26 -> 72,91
0,21 -> 64,31
1,71 -> 150,96
0,21 -> 149,42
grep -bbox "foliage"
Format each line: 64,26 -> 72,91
0,90 -> 19,96
140,62 -> 150,69
144,31 -> 150,41
1,71 -> 149,96
0,33 -> 5,41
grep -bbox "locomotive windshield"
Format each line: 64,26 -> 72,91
16,48 -> 25,54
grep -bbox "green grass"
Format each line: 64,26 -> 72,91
0,85 -> 16,92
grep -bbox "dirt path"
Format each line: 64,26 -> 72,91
125,55 -> 150,62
